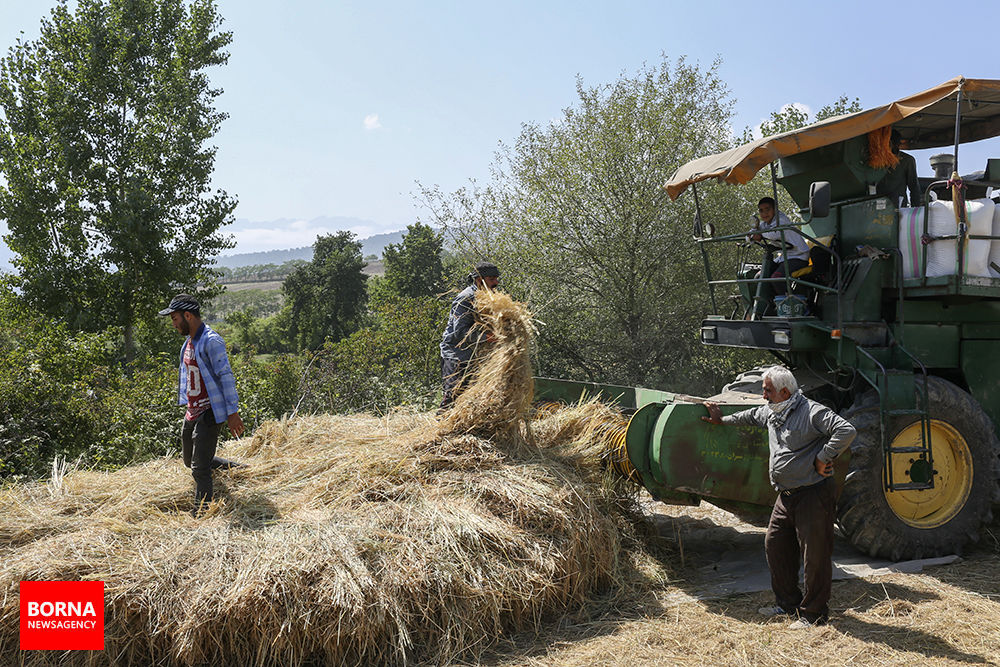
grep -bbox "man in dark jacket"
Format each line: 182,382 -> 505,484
877,130 -> 922,207
439,261 -> 500,409
702,365 -> 856,629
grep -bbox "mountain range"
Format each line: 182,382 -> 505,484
214,228 -> 404,268
0,217 -> 406,270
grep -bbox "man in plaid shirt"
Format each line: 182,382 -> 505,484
160,294 -> 244,515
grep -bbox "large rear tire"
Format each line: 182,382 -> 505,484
838,376 -> 1000,560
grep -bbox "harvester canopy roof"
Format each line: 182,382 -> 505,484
664,77 -> 1000,200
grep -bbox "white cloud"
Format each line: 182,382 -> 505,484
363,114 -> 382,130
233,222 -> 328,254
783,102 -> 812,116
753,102 -> 813,139
228,218 -> 386,255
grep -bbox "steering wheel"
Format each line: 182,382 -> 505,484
744,232 -> 786,253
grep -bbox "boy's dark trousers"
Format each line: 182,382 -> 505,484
439,357 -> 471,410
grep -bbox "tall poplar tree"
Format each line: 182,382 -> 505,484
0,0 -> 236,361
283,232 -> 368,351
381,222 -> 444,299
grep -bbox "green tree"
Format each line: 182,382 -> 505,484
816,95 -> 863,122
423,57 -> 752,391
299,295 -> 448,414
0,0 -> 236,362
227,307 -> 256,348
249,308 -> 295,353
284,231 -> 367,350
759,103 -> 810,137
759,95 -> 863,137
748,94 -> 864,217
381,222 -> 445,299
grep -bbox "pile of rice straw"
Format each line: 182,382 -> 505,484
0,290 -> 645,666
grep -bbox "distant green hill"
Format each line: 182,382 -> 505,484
215,230 -> 405,268
0,226 -> 409,272
215,246 -> 312,268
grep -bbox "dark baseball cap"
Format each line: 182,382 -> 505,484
158,294 -> 200,316
473,261 -> 500,278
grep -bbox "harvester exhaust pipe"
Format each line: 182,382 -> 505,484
930,153 -> 955,179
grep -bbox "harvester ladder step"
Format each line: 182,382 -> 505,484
856,330 -> 936,494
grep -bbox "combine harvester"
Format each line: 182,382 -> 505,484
536,77 -> 1000,561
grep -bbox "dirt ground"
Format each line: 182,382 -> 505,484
483,499 -> 1000,667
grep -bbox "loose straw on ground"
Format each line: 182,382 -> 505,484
0,290 -> 645,666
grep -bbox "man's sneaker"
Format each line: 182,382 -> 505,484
788,618 -> 813,630
212,457 -> 246,471
758,605 -> 790,617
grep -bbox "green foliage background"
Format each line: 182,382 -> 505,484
0,20 -> 862,481
0,220 -> 450,479
284,231 -> 369,351
423,57 -> 770,395
0,0 -> 237,363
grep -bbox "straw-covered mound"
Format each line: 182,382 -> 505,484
0,290 -> 644,666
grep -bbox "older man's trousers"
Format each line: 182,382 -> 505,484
764,476 -> 836,623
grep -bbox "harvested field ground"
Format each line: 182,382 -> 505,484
0,291 -> 652,666
2,289 -> 998,665
483,502 -> 1000,667
221,279 -> 284,292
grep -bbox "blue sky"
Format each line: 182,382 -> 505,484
2,0 -> 999,254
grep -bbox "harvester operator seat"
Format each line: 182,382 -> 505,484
790,235 -> 835,283
789,235 -> 836,313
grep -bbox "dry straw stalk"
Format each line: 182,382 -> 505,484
0,290 -> 642,666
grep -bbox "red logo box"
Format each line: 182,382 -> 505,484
20,581 -> 104,651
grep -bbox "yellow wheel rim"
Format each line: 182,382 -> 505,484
885,419 -> 973,528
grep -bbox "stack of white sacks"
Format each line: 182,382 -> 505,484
898,199 -> 1000,279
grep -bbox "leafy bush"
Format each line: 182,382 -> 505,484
0,273 -> 455,479
0,305 -> 115,478
233,351 -> 304,430
0,291 -> 311,479
93,358 -> 180,468
0,312 -> 179,478
299,295 -> 447,414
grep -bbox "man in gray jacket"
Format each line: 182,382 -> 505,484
702,366 -> 856,628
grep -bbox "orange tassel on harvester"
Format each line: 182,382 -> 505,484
867,126 -> 900,169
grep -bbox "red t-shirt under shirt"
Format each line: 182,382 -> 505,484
184,339 -> 211,421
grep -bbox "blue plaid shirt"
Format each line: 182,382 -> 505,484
176,323 -> 239,424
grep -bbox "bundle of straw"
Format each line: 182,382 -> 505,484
436,289 -> 537,452
0,291 -> 641,666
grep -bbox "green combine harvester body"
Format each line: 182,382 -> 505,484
535,78 -> 1000,560
534,377 -> 785,513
